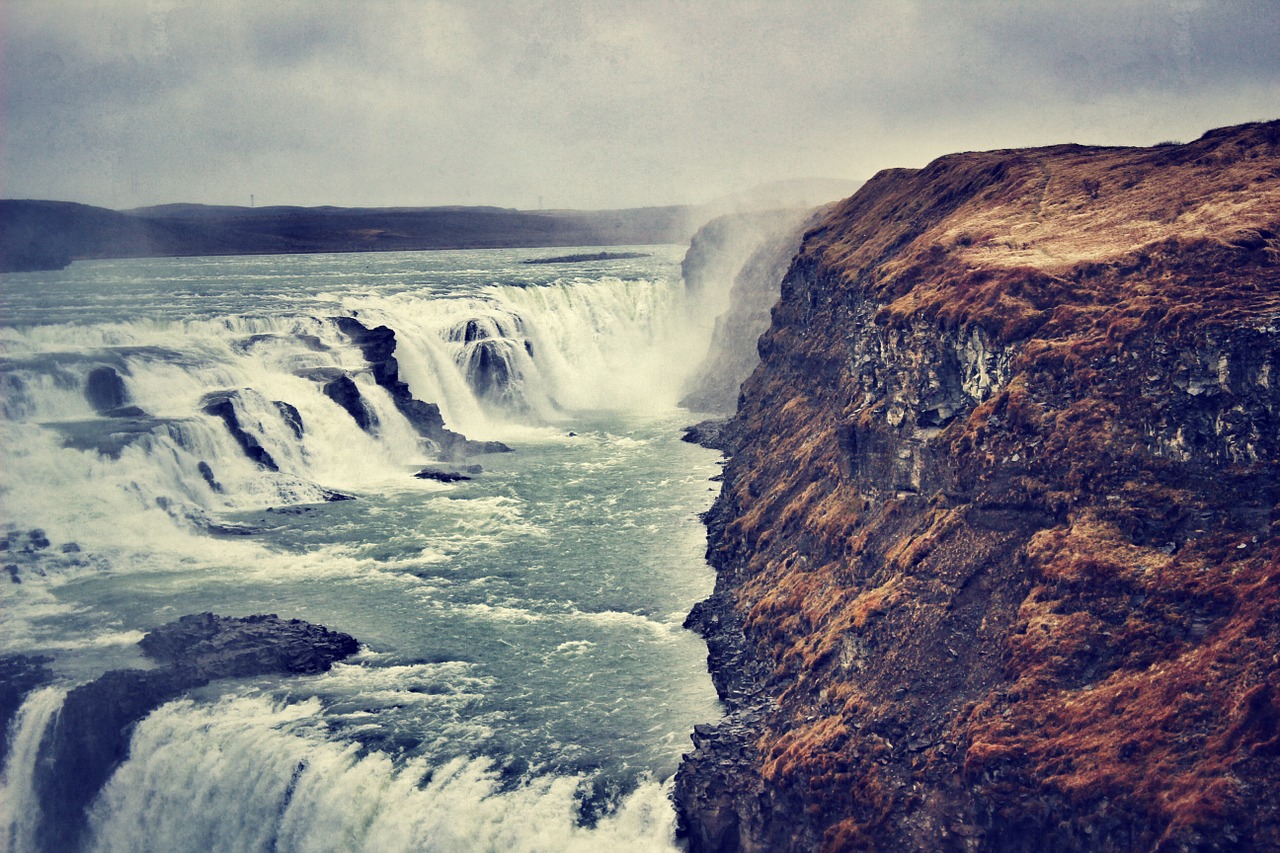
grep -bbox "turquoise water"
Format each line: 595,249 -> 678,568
0,248 -> 723,851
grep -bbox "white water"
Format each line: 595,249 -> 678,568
0,247 -> 726,853
0,688 -> 67,853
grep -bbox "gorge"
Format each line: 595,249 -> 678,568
674,120 -> 1280,850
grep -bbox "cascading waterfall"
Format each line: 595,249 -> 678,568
0,688 -> 67,853
0,247 -> 724,853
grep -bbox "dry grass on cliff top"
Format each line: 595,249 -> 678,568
710,120 -> 1280,850
801,120 -> 1280,345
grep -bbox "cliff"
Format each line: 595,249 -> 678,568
676,120 -> 1280,851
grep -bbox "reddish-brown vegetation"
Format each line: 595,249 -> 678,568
677,121 -> 1280,851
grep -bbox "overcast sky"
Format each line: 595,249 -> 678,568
3,0 -> 1277,211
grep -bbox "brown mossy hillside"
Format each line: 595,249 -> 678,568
676,120 -> 1280,852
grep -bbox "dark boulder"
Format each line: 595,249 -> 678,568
34,613 -> 359,852
274,400 -> 305,439
413,464 -> 480,483
84,366 -> 128,415
333,315 -> 511,459
200,390 -> 279,470
138,612 -> 360,677
463,340 -> 518,402
681,418 -> 737,453
321,374 -> 376,432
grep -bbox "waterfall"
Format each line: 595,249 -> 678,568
82,696 -> 680,853
0,687 -> 67,853
0,250 -> 717,853
0,271 -> 706,566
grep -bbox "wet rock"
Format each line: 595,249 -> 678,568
84,366 -> 128,414
413,465 -> 475,483
197,460 -> 223,492
274,400 -> 305,439
321,373 -> 377,432
333,315 -> 511,459
681,418 -> 737,453
200,390 -> 279,471
34,613 -> 359,852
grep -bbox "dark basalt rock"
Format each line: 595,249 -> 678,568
680,418 -> 737,453
0,654 -> 54,756
33,613 -> 359,852
334,315 -> 511,459
321,373 -> 377,431
200,390 -> 279,470
138,612 -> 359,677
274,400 -> 305,439
413,464 -> 481,483
84,366 -> 128,414
463,340 -> 519,403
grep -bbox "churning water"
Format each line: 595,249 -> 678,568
0,247 -> 724,852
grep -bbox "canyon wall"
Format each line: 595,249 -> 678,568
676,121 -> 1280,851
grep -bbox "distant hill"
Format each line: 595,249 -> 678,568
0,200 -> 703,272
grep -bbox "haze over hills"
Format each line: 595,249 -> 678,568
0,178 -> 864,273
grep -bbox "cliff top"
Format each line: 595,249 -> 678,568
801,119 -> 1280,341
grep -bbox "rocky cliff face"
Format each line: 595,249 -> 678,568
676,121 -> 1280,851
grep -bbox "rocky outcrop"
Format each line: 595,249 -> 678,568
334,315 -> 510,458
200,390 -> 281,470
33,613 -> 358,852
676,121 -> 1280,851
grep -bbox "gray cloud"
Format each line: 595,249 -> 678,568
3,0 -> 1277,210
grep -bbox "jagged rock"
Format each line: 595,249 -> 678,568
413,464 -> 482,483
676,121 -> 1280,851
33,613 -> 359,852
334,315 -> 511,459
274,400 -> 305,439
200,390 -> 279,470
322,373 -> 377,431
680,418 -> 736,453
138,612 -> 359,677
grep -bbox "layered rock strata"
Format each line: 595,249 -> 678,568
676,121 -> 1280,851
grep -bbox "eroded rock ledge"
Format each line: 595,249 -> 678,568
33,613 -> 359,852
676,121 -> 1280,851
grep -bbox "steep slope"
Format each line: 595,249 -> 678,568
676,120 -> 1280,851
